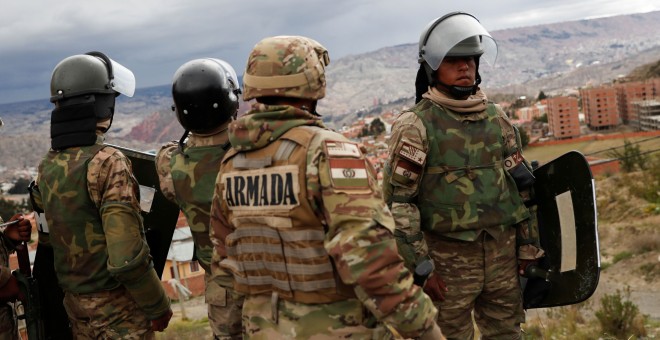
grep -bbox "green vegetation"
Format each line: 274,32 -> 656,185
596,287 -> 647,339
155,318 -> 211,340
0,196 -> 30,220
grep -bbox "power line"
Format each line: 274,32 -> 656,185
584,135 -> 660,157
589,147 -> 660,166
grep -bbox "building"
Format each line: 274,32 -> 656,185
514,102 -> 547,122
615,80 -> 658,126
635,99 -> 660,131
161,225 -> 206,300
546,96 -> 581,139
580,86 -> 620,130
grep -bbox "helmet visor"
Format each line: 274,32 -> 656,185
109,58 -> 136,97
419,13 -> 498,70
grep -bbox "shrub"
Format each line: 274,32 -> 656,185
595,287 -> 646,339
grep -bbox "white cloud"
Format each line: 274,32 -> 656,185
0,0 -> 657,104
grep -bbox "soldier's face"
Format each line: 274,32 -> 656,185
437,56 -> 476,86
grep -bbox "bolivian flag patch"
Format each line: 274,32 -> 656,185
328,158 -> 369,189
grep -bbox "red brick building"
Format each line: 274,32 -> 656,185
547,96 -> 580,139
580,86 -> 619,130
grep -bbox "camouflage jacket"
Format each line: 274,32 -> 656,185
0,217 -> 16,289
32,135 -> 170,320
155,131 -> 230,273
383,95 -> 543,269
0,219 -> 17,340
209,103 -> 438,338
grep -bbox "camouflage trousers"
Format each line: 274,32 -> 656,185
205,273 -> 243,340
427,228 -> 524,340
241,294 -> 391,339
0,303 -> 17,340
63,286 -> 154,339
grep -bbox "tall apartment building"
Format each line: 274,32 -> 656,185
579,86 -> 619,130
547,96 -> 580,139
615,80 -> 658,127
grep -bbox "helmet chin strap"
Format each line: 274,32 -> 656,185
436,72 -> 481,98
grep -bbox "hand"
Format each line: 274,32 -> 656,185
0,275 -> 24,303
518,259 -> 538,276
151,308 -> 173,332
423,273 -> 447,302
4,214 -> 32,243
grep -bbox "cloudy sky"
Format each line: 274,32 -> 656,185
0,0 -> 658,105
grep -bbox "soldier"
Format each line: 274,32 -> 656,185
208,35 -> 443,339
155,58 -> 243,339
29,51 -> 173,338
0,212 -> 32,340
382,12 -> 544,339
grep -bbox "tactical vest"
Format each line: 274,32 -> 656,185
413,102 -> 528,234
37,144 -> 119,293
218,126 -> 354,304
171,143 -> 228,272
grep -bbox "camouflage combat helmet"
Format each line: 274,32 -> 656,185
242,35 -> 330,101
172,58 -> 241,133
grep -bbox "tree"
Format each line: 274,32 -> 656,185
8,177 -> 31,194
518,127 -> 530,148
534,113 -> 548,123
537,91 -> 547,101
607,140 -> 647,172
369,118 -> 386,136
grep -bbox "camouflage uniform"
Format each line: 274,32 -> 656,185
209,103 -> 440,339
31,135 -> 171,339
0,218 -> 18,340
155,131 -> 242,339
383,88 -> 543,339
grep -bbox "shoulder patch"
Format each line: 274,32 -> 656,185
328,158 -> 369,189
324,140 -> 361,158
397,141 -> 426,166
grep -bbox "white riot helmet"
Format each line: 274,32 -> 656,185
416,12 -> 497,100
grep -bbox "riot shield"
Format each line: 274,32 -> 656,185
523,150 -> 600,309
107,144 -> 179,277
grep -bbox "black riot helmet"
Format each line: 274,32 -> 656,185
171,58 -> 241,134
49,51 -> 135,149
415,12 -> 497,101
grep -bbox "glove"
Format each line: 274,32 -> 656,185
0,275 -> 24,303
419,323 -> 446,340
151,308 -> 173,332
518,259 -> 539,277
423,273 -> 447,302
4,214 -> 32,243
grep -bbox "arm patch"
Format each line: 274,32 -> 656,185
397,141 -> 426,166
323,140 -> 370,190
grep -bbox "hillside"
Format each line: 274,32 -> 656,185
1,11 -> 660,176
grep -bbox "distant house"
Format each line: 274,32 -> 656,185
161,225 -> 206,300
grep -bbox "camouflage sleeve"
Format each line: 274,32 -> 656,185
209,166 -> 235,288
496,107 -> 544,260
28,174 -> 52,248
0,226 -> 12,288
381,111 -> 430,272
89,149 -> 171,319
310,133 -> 438,339
154,141 -> 178,204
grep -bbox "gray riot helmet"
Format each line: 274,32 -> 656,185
49,51 -> 136,150
416,12 -> 497,100
171,58 -> 240,134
